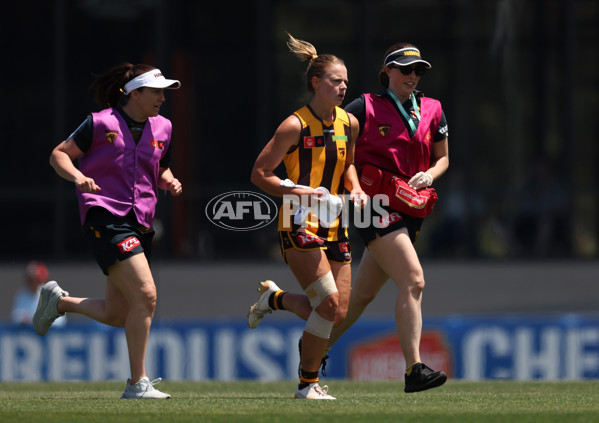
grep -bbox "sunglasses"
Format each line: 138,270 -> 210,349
390,64 -> 427,77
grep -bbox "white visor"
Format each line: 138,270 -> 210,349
122,69 -> 181,95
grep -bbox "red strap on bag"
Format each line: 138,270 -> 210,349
359,164 -> 438,218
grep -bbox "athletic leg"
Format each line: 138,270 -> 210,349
257,260 -> 351,325
327,248 -> 389,349
367,227 -> 424,366
329,261 -> 352,327
286,248 -> 337,373
57,276 -> 129,327
103,253 -> 157,382
104,254 -> 172,398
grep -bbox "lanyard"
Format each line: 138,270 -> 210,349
386,89 -> 420,134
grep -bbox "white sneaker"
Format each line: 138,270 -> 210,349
32,281 -> 69,336
121,377 -> 171,399
295,383 -> 336,400
247,280 -> 281,329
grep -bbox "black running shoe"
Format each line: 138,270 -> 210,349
298,337 -> 329,377
404,362 -> 447,393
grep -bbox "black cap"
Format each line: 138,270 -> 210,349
384,47 -> 431,68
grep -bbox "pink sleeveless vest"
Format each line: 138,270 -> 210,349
355,93 -> 442,178
76,108 -> 172,228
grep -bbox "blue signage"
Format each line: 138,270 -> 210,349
1,314 -> 599,381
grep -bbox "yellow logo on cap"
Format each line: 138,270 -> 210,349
404,51 -> 421,57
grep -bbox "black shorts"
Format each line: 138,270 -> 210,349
279,230 -> 352,264
83,207 -> 154,275
356,203 -> 424,246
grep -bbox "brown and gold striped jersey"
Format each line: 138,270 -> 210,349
278,105 -> 352,241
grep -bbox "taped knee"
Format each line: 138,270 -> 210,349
305,310 -> 334,339
304,271 -> 338,309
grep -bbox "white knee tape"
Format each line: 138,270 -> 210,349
304,271 -> 338,309
305,310 -> 334,339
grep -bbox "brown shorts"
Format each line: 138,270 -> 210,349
279,230 -> 351,264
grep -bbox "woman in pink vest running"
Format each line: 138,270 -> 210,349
327,43 -> 450,393
38,63 -> 182,399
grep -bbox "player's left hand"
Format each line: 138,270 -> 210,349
166,178 -> 183,196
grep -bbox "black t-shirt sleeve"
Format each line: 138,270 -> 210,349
70,115 -> 94,153
434,111 -> 448,142
159,143 -> 172,168
344,95 -> 366,136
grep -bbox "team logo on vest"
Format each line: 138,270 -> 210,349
117,236 -> 141,254
105,131 -> 118,143
338,147 -> 346,158
303,136 -> 325,148
150,139 -> 165,149
378,125 -> 390,137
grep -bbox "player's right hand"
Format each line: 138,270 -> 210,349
75,176 -> 101,193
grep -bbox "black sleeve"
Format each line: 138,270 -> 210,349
159,143 -> 172,168
344,95 -> 366,136
70,115 -> 94,153
433,111 -> 448,142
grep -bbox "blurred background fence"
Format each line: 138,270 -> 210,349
2,0 -> 598,263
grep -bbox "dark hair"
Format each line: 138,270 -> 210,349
286,33 -> 345,94
90,62 -> 156,109
378,42 -> 417,87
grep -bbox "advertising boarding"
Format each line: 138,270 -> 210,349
1,314 -> 599,381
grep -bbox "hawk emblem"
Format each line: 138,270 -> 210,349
378,125 -> 390,137
105,131 -> 118,143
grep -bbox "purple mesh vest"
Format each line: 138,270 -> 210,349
355,93 -> 442,178
76,108 -> 172,228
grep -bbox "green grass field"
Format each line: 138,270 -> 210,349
1,380 -> 598,423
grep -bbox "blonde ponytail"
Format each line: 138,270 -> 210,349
286,32 -> 318,63
285,32 -> 344,94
